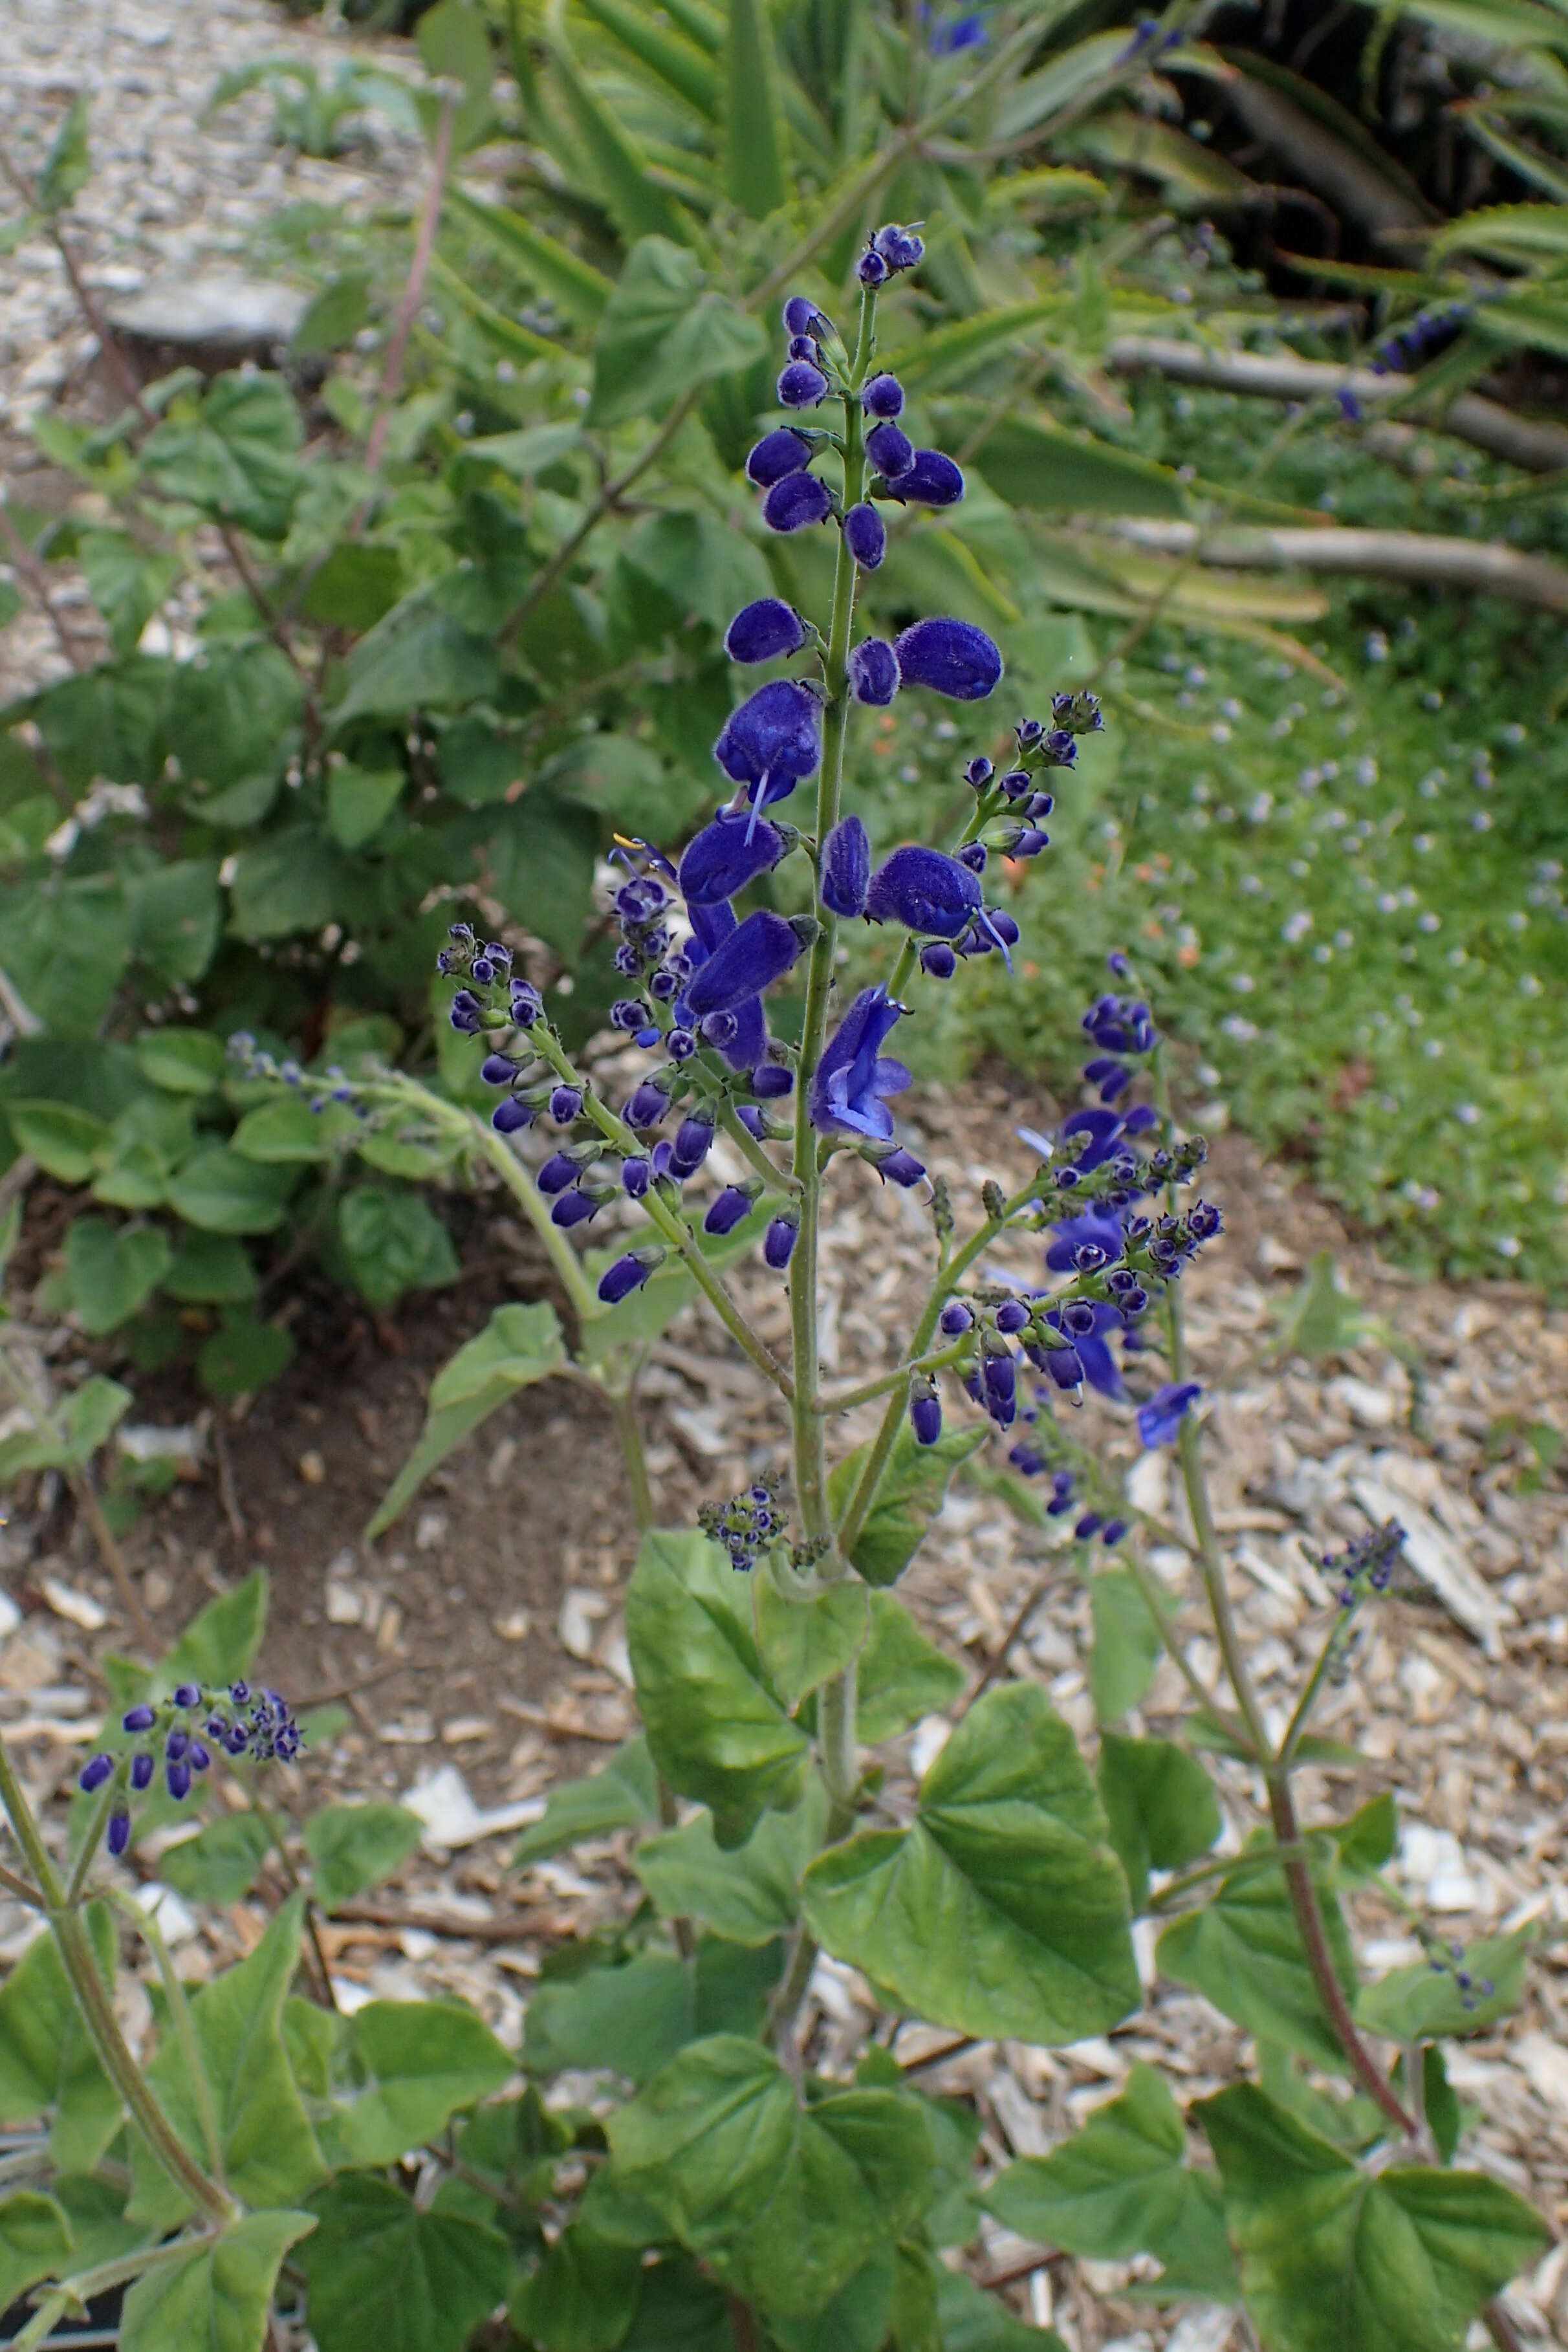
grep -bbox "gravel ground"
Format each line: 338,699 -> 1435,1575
1,5 -> 1565,2347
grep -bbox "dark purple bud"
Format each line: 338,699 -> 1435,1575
189,1742 -> 211,1773
862,372 -> 905,419
80,1754 -> 114,1795
843,502 -> 886,570
599,1254 -> 655,1305
876,1148 -> 926,1187
866,845 -> 983,938
510,981 -> 543,1027
894,618 -> 1002,701
1001,768 -> 1032,799
166,1728 -> 190,1761
821,816 -> 871,919
1074,1512 -> 1104,1541
848,637 -> 900,706
678,811 -> 787,907
765,1214 -> 799,1270
481,1053 -> 519,1087
887,450 -> 964,508
735,1104 -> 767,1138
874,223 -> 925,271
752,1060 -> 794,1099
724,598 -> 809,665
783,295 -> 833,339
668,1028 -> 697,1061
995,1299 -> 1030,1334
939,1301 -> 973,1335
957,842 -> 986,873
130,1752 -> 155,1792
787,334 -> 819,364
449,990 -> 483,1033
713,681 -> 823,805
672,1117 -> 715,1177
470,957 -> 496,986
746,428 -> 812,486
537,1151 -> 579,1193
966,756 -> 994,789
704,1185 -> 756,1236
166,1760 -> 192,1802
866,420 -> 914,481
1101,1519 -> 1128,1545
982,1350 -> 1017,1426
626,1080 -> 670,1127
698,1010 -> 737,1049
549,1085 -> 583,1125
492,1097 -> 534,1135
122,1706 -> 157,1734
622,1158 -> 651,1199
108,1811 -> 131,1858
685,909 -> 809,1018
551,1189 -> 600,1228
857,247 -> 888,287
763,470 -> 834,532
988,910 -> 1020,946
778,360 -> 829,408
920,941 -> 957,979
1044,1345 -> 1084,1390
450,922 -> 475,944
910,1390 -> 942,1446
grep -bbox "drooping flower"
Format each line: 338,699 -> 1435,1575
724,599 -> 808,664
848,638 -> 900,706
873,223 -> 926,271
746,428 -> 812,486
1044,1206 -> 1127,1275
783,294 -> 834,340
809,986 -> 911,1139
765,1214 -> 799,1269
863,373 -> 904,417
884,450 -> 964,506
910,1386 -> 942,1445
678,811 -> 786,906
704,1184 -> 758,1236
714,681 -> 822,815
1038,1303 -> 1127,1401
763,471 -> 834,532
684,909 -> 809,1018
844,503 -> 886,570
778,359 -> 829,408
866,844 -> 982,937
866,420 -> 915,481
894,618 -> 1001,701
820,816 -> 871,919
1137,1381 -> 1202,1448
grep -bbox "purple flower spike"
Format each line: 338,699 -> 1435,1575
886,450 -> 964,507
778,360 -> 829,408
704,1186 -> 755,1236
866,845 -> 983,938
910,1389 -> 942,1446
679,811 -> 786,906
844,503 -> 886,570
599,1254 -> 656,1305
166,1760 -> 192,1802
848,638 -> 900,706
713,680 -> 823,812
684,909 -> 809,1019
821,816 -> 871,919
671,1117 -> 715,1177
810,986 -> 911,1140
765,1214 -> 799,1269
894,618 -> 1002,701
122,1706 -> 156,1734
753,1060 -> 794,1099
80,1754 -> 114,1795
763,470 -> 834,532
862,373 -> 904,419
866,420 -> 915,481
552,1190 -> 600,1228
746,428 -> 812,486
724,599 -> 808,664
1137,1381 -> 1202,1448
877,1148 -> 927,1187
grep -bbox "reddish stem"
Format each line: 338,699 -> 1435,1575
365,94 -> 458,473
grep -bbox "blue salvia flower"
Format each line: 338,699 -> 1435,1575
882,450 -> 964,506
705,1184 -> 760,1236
765,1213 -> 799,1269
684,910 -> 810,1018
848,639 -> 900,706
1137,1381 -> 1202,1447
809,986 -> 911,1139
763,472 -> 834,532
866,845 -> 982,937
843,503 -> 886,570
866,420 -> 915,481
598,1249 -> 663,1304
862,373 -> 904,417
678,811 -> 787,905
746,428 -> 812,486
873,223 -> 926,271
893,618 -> 1001,700
778,358 -> 829,407
724,599 -> 809,663
713,681 -> 823,816
820,816 -> 871,918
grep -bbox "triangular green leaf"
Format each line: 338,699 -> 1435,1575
299,2175 -> 511,2352
120,2210 -> 316,2352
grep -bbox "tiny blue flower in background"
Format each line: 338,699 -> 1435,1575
810,986 -> 911,1140
1138,1381 -> 1202,1447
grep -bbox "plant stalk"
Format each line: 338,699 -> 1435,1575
365,90 -> 459,472
109,1889 -> 226,2190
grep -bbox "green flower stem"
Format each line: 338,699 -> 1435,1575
1274,1604 -> 1357,1770
63,1772 -> 120,1906
835,1172 -> 1041,1560
109,1888 -> 226,2192
0,1859 -> 43,1909
1115,1542 -> 1250,1747
789,280 -> 878,1827
1144,1838 -> 1320,1915
241,1785 -> 338,2012
814,1337 -> 971,1416
0,1742 -> 232,2225
10,2235 -> 214,2352
464,1108 -> 600,1332
609,1379 -> 655,1536
717,1102 -> 800,1197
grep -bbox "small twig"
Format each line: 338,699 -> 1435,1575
69,1470 -> 157,1655
898,2032 -> 977,2077
287,1661 -> 407,1712
0,497 -> 93,676
980,2250 -> 1061,2294
953,1578 -> 1048,1723
0,1858 -> 45,1909
327,1897 -> 545,1944
497,1697 -> 623,1745
365,92 -> 459,472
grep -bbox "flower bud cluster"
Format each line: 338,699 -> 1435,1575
228,1033 -> 365,1120
1419,1930 -> 1496,2015
79,1681 -> 302,1860
699,1478 -> 787,1573
1321,1518 -> 1406,1609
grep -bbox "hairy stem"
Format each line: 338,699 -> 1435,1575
609,1380 -> 654,1536
110,1889 -> 226,2189
365,91 -> 459,472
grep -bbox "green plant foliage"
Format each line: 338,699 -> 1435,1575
159,1813 -> 274,1908
802,1685 -> 1139,2044
1157,1838 -> 1359,2069
303,1802 -> 425,1913
367,1300 -> 567,1534
1096,1732 -> 1223,1911
510,2224 -> 643,2352
0,2190 -> 72,2312
525,1936 -> 782,2086
589,237 -> 767,426
1087,1565 -> 1162,1723
827,1425 -> 988,1586
299,2174 -> 512,2352
607,2035 -> 933,2319
513,1737 -> 661,1867
0,1906 -> 120,2171
985,2062 -> 1238,2300
1199,2085 -> 1551,2352
635,1774 -> 828,1944
320,1999 -> 513,2166
120,2210 -> 318,2352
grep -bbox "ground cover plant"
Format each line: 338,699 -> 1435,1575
0,194 -> 1559,2352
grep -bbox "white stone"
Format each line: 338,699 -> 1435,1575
558,1587 -> 609,1662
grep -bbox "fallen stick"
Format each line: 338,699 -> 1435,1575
1100,517 -> 1568,614
1107,334 -> 1568,475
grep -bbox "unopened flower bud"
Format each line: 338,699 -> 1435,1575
862,372 -> 904,419
778,360 -> 829,408
843,502 -> 886,570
